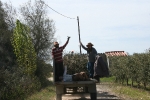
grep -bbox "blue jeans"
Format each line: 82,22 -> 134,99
87,62 -> 94,78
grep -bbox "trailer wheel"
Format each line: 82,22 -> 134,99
56,94 -> 62,100
90,93 -> 97,100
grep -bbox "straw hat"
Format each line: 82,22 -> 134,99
54,42 -> 59,46
86,42 -> 94,47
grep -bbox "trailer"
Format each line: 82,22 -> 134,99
53,60 -> 97,100
54,79 -> 97,100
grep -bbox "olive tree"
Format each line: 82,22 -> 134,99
19,0 -> 55,85
20,0 -> 55,61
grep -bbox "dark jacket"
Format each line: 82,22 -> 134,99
80,43 -> 97,62
94,55 -> 109,78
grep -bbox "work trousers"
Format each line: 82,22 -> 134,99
55,62 -> 64,81
87,62 -> 94,78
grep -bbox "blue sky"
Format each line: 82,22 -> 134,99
1,0 -> 150,55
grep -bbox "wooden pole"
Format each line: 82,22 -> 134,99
77,16 -> 82,54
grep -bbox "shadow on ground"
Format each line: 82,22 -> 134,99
62,87 -> 122,100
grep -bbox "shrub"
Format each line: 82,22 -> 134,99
0,66 -> 41,100
109,53 -> 150,88
63,53 -> 89,75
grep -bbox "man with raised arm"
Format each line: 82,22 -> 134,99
79,41 -> 97,79
52,37 -> 70,81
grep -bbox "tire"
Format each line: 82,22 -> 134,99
90,93 -> 97,100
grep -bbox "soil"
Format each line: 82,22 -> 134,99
62,83 -> 126,100
48,75 -> 131,100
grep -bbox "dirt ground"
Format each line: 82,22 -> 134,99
61,83 -> 126,100
48,76 -> 130,100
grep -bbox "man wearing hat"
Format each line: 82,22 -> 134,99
80,41 -> 97,79
52,37 -> 70,81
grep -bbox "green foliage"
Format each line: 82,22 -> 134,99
109,53 -> 150,88
25,82 -> 55,100
100,77 -> 150,99
0,1 -> 52,100
0,19 -> 41,100
20,0 -> 55,61
17,0 -> 55,87
0,0 -> 16,67
0,67 -> 41,100
11,20 -> 37,75
63,53 -> 89,75
35,60 -> 53,87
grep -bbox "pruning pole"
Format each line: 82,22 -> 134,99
77,16 -> 82,54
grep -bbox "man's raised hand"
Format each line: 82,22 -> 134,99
67,36 -> 70,40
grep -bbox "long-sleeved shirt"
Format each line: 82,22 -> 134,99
52,39 -> 69,62
81,43 -> 97,62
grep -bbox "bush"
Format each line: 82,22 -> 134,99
63,53 -> 89,75
109,53 -> 150,88
35,59 -> 53,87
0,66 -> 41,100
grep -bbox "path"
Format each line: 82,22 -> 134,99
62,83 -> 123,100
48,75 -> 126,100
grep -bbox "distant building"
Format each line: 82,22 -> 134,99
104,51 -> 128,68
105,51 -> 128,57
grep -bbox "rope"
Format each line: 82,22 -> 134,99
43,2 -> 76,20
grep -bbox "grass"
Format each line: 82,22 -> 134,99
26,81 -> 56,100
100,76 -> 150,100
114,86 -> 150,100
26,77 -> 150,100
100,76 -> 116,82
